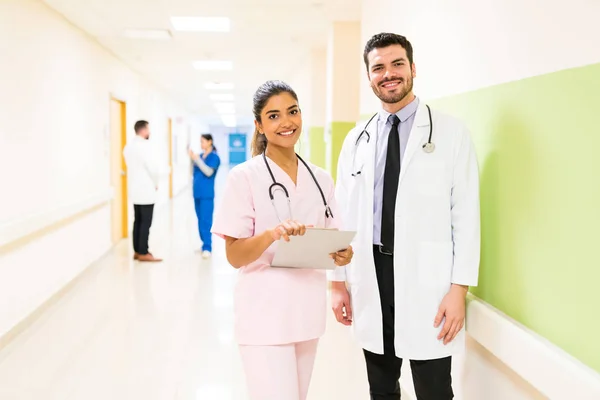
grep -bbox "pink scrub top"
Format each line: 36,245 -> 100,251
211,155 -> 339,346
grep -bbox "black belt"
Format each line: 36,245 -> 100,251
373,244 -> 393,256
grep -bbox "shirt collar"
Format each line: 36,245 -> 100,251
378,96 -> 420,124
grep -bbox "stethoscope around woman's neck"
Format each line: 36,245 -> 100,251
262,150 -> 333,221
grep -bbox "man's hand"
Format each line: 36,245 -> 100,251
434,284 -> 468,345
330,245 -> 353,266
331,281 -> 352,326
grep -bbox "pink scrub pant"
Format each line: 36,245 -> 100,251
238,339 -> 319,400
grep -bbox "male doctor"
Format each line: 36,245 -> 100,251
330,33 -> 480,399
123,120 -> 162,262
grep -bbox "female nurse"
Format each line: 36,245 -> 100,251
189,133 -> 220,259
211,80 -> 354,400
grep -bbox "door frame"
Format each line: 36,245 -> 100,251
109,95 -> 128,241
168,118 -> 173,199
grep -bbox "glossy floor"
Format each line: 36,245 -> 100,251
0,191 -> 371,400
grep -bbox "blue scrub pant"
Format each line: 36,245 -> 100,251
194,198 -> 214,252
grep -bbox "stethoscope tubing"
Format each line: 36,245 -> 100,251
263,152 -> 333,220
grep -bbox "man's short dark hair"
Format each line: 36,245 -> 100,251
134,120 -> 148,133
363,33 -> 414,70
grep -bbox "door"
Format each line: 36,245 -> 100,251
109,98 -> 128,244
168,118 -> 173,199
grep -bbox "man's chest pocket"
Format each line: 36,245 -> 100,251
415,159 -> 449,197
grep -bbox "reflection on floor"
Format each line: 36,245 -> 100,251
0,189 -> 370,400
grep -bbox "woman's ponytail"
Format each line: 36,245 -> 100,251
250,127 -> 267,157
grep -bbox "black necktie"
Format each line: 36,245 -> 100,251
381,114 -> 400,252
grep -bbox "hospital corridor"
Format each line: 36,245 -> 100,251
2,0 -> 600,399
0,174 -> 370,400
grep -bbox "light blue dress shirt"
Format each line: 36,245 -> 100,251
373,96 -> 420,245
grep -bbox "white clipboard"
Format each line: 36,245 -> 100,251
271,228 -> 356,270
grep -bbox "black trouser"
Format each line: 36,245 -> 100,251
133,204 -> 154,255
364,246 -> 453,400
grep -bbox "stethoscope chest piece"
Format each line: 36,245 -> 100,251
423,142 -> 435,153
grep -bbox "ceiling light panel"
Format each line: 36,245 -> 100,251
171,17 -> 230,32
123,29 -> 171,40
205,82 -> 234,90
214,102 -> 235,114
193,60 -> 232,70
209,94 -> 235,101
221,114 -> 237,127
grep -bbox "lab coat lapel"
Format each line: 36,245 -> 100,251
362,121 -> 378,236
364,121 -> 378,195
399,103 -> 430,185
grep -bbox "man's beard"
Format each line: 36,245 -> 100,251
371,75 -> 413,104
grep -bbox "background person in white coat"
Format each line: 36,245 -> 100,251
330,33 -> 480,399
123,120 -> 162,262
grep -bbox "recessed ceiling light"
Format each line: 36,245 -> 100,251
221,114 -> 237,127
209,93 -> 235,101
204,82 -> 234,90
123,29 -> 171,40
214,102 -> 235,114
193,60 -> 232,70
171,17 -> 230,32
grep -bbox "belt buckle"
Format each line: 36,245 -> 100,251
378,245 -> 393,256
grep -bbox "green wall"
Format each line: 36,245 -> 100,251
309,126 -> 326,169
428,63 -> 600,373
330,121 -> 356,181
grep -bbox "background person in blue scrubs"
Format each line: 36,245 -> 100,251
188,134 -> 221,259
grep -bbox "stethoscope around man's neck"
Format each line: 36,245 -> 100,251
262,150 -> 333,222
351,104 -> 435,177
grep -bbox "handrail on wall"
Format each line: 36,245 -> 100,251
0,189 -> 114,251
464,293 -> 600,399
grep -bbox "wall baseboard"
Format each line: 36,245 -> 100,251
0,192 -> 177,352
0,202 -> 114,352
0,243 -> 110,352
462,295 -> 600,399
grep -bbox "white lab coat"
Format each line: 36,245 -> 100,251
330,103 -> 480,360
123,135 -> 160,205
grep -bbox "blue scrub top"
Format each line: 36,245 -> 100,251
193,151 -> 220,199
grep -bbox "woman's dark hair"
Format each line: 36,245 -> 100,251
251,80 -> 299,157
201,133 -> 216,151
363,32 -> 414,70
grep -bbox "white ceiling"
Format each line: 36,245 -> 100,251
42,0 -> 361,126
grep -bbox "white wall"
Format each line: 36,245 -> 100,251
171,117 -> 197,198
359,0 -> 600,114
0,0 -> 191,340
